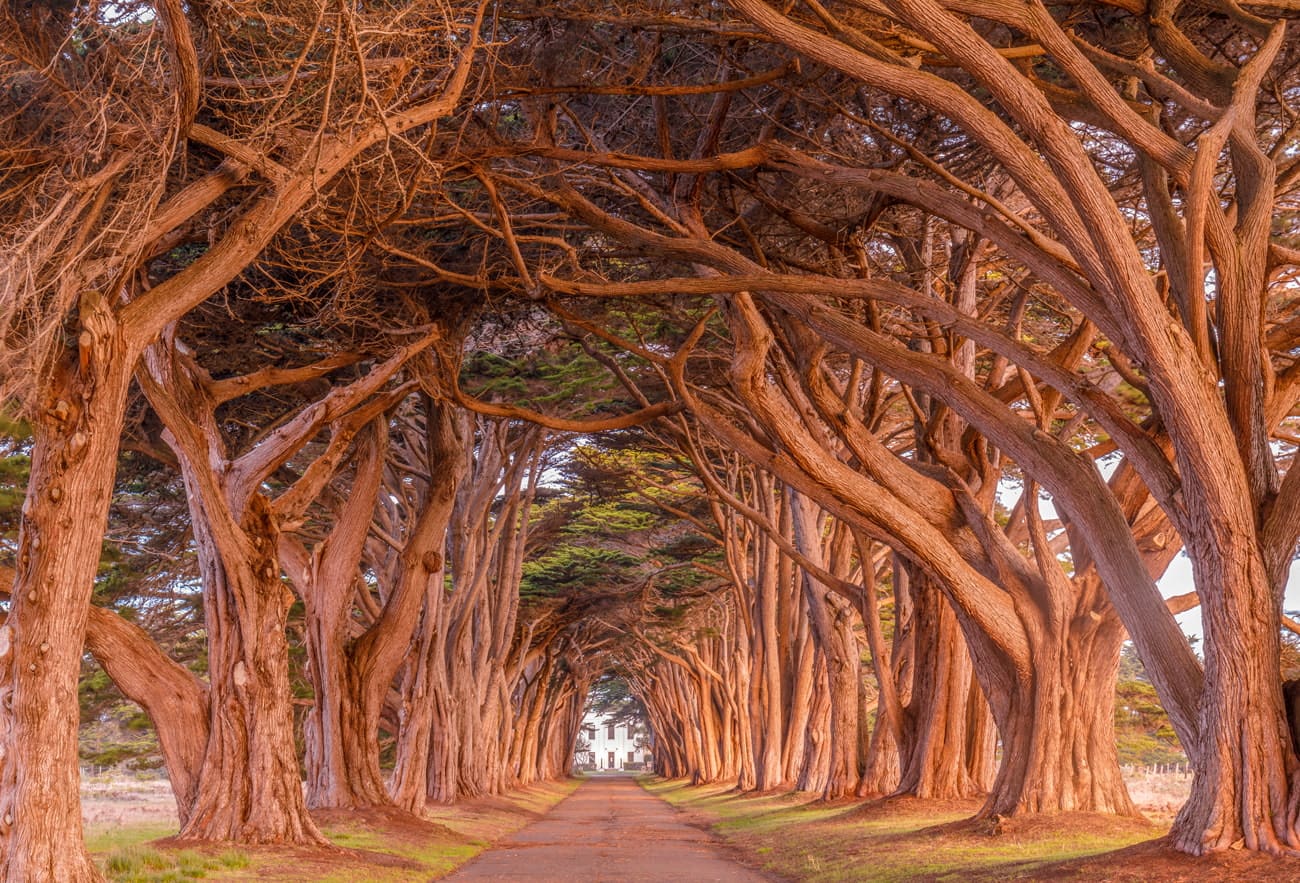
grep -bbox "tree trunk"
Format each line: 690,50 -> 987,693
294,426 -> 391,810
84,606 -> 210,826
180,495 -> 324,844
390,601 -> 439,814
782,613 -> 815,783
753,538 -> 786,789
800,579 -> 862,799
983,598 -> 1134,816
0,319 -> 131,881
895,571 -> 987,800
302,629 -> 389,809
792,494 -> 863,799
797,652 -> 832,794
1171,546 -> 1296,853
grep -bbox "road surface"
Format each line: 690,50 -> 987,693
443,775 -> 772,882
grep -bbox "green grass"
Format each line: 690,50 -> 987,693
316,824 -> 482,882
86,822 -> 179,854
98,844 -> 250,883
87,778 -> 581,882
642,777 -> 1163,882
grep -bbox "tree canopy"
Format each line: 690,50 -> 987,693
1,0 -> 1299,877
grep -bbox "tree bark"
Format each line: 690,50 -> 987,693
791,494 -> 862,799
1171,544 -> 1295,853
984,581 -> 1133,816
0,310 -> 132,880
895,569 -> 988,801
295,426 -> 391,810
83,606 -> 210,826
180,493 -> 325,843
291,400 -> 469,810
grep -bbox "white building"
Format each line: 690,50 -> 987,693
574,713 -> 652,771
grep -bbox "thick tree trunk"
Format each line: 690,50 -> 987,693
391,602 -> 439,814
858,550 -> 903,797
426,693 -> 461,804
303,632 -> 389,809
294,426 -> 391,810
800,586 -> 862,799
797,653 -> 832,794
0,322 -> 131,881
983,605 -> 1134,816
345,407 -> 466,808
181,495 -> 324,844
896,572 -> 987,800
792,495 -> 863,799
730,632 -> 758,792
1171,548 -> 1297,853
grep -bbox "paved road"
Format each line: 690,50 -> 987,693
443,775 -> 771,882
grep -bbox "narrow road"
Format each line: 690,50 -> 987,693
443,775 -> 771,882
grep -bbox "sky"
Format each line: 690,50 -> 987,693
1165,553 -> 1300,642
1005,458 -> 1299,646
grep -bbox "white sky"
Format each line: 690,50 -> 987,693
1166,554 -> 1300,642
1012,458 -> 1299,644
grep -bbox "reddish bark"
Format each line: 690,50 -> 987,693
287,398 -> 470,810
83,606 -> 210,825
891,569 -> 990,801
0,308 -> 132,880
391,420 -> 542,808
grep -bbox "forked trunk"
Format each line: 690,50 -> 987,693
181,496 -> 324,844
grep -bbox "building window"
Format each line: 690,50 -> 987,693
607,724 -> 615,739
627,750 -> 635,764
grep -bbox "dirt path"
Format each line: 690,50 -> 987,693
443,775 -> 772,882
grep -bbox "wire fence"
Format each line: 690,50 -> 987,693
1122,762 -> 1191,778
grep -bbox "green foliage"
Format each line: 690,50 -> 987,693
521,545 -> 639,598
79,663 -> 163,771
461,343 -> 620,417
563,502 -> 658,536
0,415 -> 31,549
1114,645 -> 1184,766
586,675 -> 642,723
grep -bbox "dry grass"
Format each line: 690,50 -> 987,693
1122,769 -> 1192,825
82,773 -> 180,832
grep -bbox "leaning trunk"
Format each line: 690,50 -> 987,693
84,606 -> 210,825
